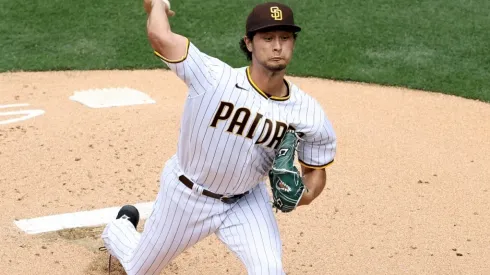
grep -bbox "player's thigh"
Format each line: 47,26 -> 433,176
124,169 -> 223,275
217,183 -> 284,275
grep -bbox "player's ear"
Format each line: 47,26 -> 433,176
244,36 -> 253,52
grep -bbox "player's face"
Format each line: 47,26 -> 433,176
247,30 -> 295,72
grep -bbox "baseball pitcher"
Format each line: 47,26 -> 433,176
101,1 -> 337,274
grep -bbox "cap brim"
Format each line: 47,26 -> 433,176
248,24 -> 301,34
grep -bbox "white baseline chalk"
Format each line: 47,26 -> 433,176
14,201 -> 155,235
0,109 -> 45,125
0,103 -> 30,109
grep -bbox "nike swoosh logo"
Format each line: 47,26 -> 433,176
235,83 -> 247,90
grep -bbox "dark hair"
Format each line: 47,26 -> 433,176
239,30 -> 299,61
239,32 -> 256,61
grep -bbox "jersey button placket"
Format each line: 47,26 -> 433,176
251,100 -> 269,144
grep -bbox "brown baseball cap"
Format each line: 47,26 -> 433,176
246,2 -> 301,34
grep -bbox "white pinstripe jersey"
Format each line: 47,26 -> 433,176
155,40 -> 337,195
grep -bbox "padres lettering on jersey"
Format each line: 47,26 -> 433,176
210,101 -> 288,149
156,39 -> 336,195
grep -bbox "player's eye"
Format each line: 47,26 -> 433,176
281,36 -> 290,41
264,37 -> 273,42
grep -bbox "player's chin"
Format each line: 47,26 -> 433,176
265,62 -> 287,72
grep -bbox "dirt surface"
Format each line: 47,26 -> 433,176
1,69 -> 489,275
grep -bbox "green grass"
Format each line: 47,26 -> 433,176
1,0 -> 489,102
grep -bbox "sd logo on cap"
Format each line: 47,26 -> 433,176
245,2 -> 301,34
270,6 -> 283,21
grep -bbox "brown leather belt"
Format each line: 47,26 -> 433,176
178,175 -> 248,204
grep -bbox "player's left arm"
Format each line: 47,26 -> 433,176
295,101 -> 337,206
297,166 -> 326,206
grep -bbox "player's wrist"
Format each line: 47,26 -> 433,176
297,188 -> 313,206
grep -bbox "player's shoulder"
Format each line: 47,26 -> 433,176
230,66 -> 249,85
233,66 -> 248,76
287,80 -> 318,103
287,79 -> 329,115
187,41 -> 229,69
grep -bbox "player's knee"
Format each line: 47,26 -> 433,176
125,269 -> 149,275
249,261 -> 284,275
124,263 -> 160,275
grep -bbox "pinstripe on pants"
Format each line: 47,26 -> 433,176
102,155 -> 284,275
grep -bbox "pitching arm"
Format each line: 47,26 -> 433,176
144,0 -> 188,61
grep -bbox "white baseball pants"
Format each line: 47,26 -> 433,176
102,156 -> 284,275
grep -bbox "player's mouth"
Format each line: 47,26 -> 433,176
270,57 -> 284,61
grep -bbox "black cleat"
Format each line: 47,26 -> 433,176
116,205 -> 140,229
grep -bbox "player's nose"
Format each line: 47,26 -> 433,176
272,39 -> 282,52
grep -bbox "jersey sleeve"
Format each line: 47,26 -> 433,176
297,109 -> 337,169
154,39 -> 223,97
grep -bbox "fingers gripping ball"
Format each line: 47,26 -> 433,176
161,0 -> 175,16
144,0 -> 175,16
268,130 -> 307,213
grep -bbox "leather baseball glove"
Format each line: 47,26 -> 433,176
268,129 -> 307,213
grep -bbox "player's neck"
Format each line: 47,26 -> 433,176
248,64 -> 287,98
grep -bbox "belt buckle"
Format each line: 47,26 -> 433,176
220,194 -> 240,204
